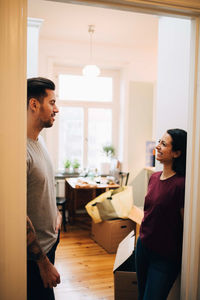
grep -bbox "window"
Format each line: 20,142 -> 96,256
58,107 -> 84,170
88,108 -> 112,168
54,66 -> 119,172
59,74 -> 112,102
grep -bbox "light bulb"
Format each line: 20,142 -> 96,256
82,64 -> 101,77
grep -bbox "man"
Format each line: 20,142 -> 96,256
27,77 -> 62,300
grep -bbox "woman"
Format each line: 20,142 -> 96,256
135,128 -> 187,300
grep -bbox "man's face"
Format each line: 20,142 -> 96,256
38,89 -> 59,128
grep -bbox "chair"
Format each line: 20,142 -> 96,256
55,180 -> 67,232
56,197 -> 67,232
119,172 -> 129,186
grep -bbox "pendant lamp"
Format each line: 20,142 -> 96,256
82,25 -> 100,77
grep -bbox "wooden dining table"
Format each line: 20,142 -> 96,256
65,177 -> 120,224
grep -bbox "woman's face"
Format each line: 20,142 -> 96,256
156,132 -> 180,164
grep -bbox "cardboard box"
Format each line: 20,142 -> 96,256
91,219 -> 136,253
128,205 -> 144,225
113,230 -> 138,300
128,205 -> 144,243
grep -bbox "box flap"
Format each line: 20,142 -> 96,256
128,205 -> 144,225
113,230 -> 135,272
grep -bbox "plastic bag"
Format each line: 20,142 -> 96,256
85,186 -> 133,223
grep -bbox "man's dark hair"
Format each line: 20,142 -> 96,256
167,128 -> 187,176
27,77 -> 55,106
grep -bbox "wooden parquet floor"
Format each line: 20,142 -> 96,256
54,225 -> 116,300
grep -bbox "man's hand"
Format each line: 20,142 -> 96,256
37,256 -> 60,289
55,210 -> 62,233
27,216 -> 61,288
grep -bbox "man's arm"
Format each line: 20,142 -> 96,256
27,216 -> 60,288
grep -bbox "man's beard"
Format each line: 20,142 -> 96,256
39,106 -> 55,128
43,120 -> 53,128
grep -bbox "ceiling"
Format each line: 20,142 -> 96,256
28,0 -> 158,48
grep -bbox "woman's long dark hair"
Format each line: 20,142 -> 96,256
167,128 -> 187,176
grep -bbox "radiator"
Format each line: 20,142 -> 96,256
56,179 -> 65,198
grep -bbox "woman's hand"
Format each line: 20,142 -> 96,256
55,210 -> 62,233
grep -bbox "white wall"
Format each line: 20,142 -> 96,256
27,18 -> 43,78
38,38 -> 157,82
155,17 -> 190,141
128,82 -> 154,206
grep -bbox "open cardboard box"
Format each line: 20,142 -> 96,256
91,218 -> 136,253
114,207 -> 180,300
128,205 -> 144,225
113,206 -> 144,299
113,230 -> 137,300
91,205 -> 143,254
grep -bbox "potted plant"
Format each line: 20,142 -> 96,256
64,159 -> 71,173
72,159 -> 80,173
101,144 -> 115,175
103,145 -> 115,158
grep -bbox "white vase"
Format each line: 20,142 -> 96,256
65,168 -> 70,173
100,162 -> 111,175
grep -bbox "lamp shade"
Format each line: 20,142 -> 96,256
82,64 -> 101,77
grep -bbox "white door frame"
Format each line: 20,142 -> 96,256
1,0 -> 200,299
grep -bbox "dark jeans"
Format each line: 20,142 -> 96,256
27,233 -> 60,300
135,237 -> 180,300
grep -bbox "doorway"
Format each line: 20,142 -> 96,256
1,1 -> 200,299
27,1 -> 198,298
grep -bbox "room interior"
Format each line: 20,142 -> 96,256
26,0 -> 191,298
2,1 -> 200,299
27,0 -> 190,203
